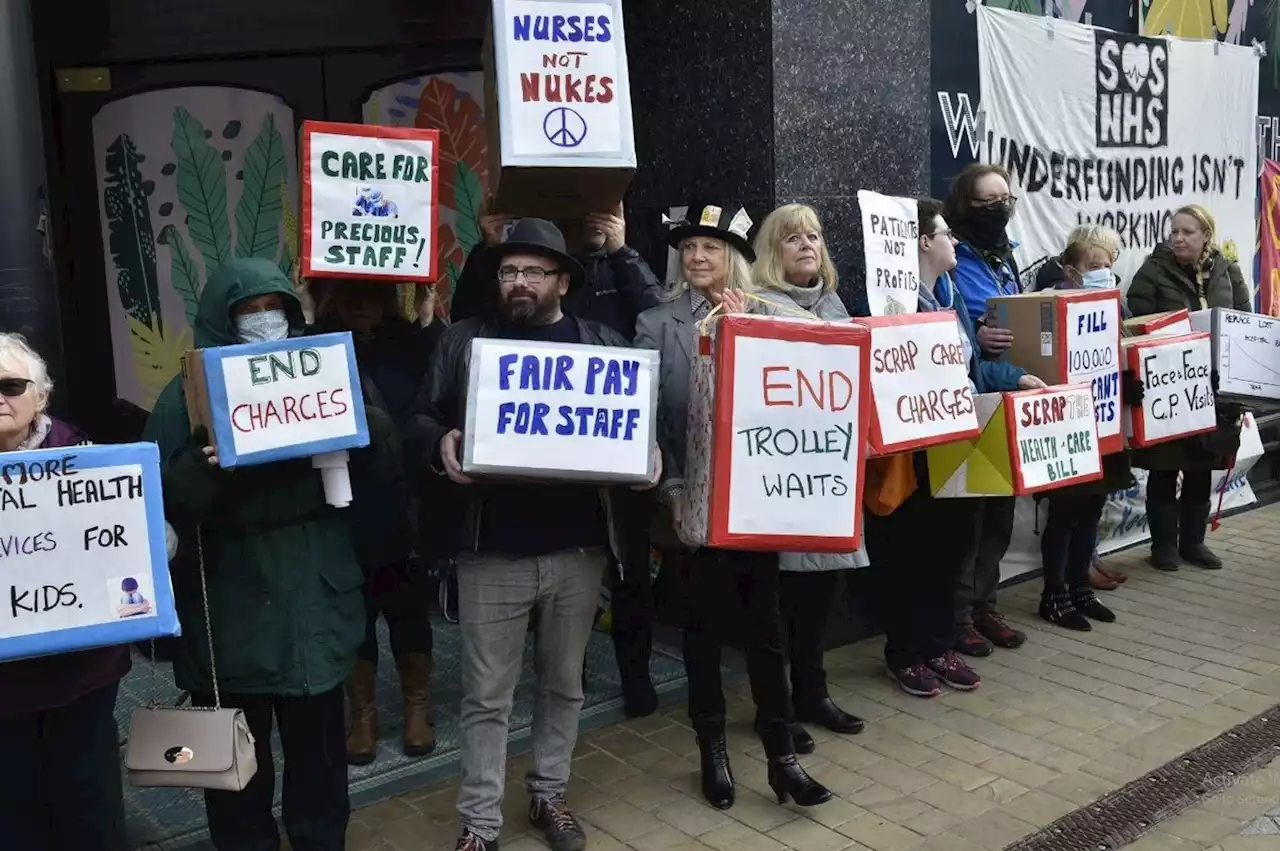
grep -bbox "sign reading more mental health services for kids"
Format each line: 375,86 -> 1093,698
1123,332 -> 1216,447
182,332 -> 369,467
0,443 -> 180,662
463,339 -> 659,484
302,121 -> 440,282
858,191 -> 920,316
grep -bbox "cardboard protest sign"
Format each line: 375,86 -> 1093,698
0,443 -> 180,662
1190,308 -> 1280,405
463,338 -> 658,483
1122,332 -> 1216,447
857,191 -> 920,316
854,313 -> 980,455
986,289 -> 1123,454
484,0 -> 636,217
1123,310 -> 1192,338
301,121 -> 440,282
181,332 -> 369,467
679,315 -> 871,552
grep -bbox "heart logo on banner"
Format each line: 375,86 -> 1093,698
1121,42 -> 1151,92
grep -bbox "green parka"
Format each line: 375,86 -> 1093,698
143,259 -> 394,697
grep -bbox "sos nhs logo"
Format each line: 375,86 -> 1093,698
1094,32 -> 1168,149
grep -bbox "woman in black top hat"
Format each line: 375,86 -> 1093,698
634,203 -> 831,812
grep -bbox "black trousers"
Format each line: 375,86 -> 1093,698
867,489 -> 982,672
1147,468 -> 1212,508
0,681 -> 127,851
779,570 -> 838,708
609,490 -> 657,681
1040,491 -> 1108,590
955,496 -> 1015,624
358,560 -> 434,663
192,686 -> 349,851
680,548 -> 792,757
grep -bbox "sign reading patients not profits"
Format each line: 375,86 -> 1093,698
463,339 -> 658,484
1010,385 -> 1102,491
858,190 -> 921,316
1064,295 -> 1121,451
302,121 -> 439,282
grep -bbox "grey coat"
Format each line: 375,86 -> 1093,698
634,292 -> 695,494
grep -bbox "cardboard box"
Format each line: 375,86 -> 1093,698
1122,310 -> 1192,338
985,289 -> 1124,454
462,338 -> 659,483
1189,308 -> 1280,405
1122,332 -> 1217,447
483,0 -> 636,218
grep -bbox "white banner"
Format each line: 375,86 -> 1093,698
857,191 -> 920,315
975,6 -> 1259,287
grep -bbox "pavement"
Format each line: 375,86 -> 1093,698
340,503 -> 1280,851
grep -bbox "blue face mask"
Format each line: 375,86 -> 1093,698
234,309 -> 291,343
1081,268 -> 1115,290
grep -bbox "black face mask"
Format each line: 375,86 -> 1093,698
962,205 -> 1012,250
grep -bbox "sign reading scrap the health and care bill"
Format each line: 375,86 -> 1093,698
182,332 -> 369,467
856,313 -> 980,455
857,191 -> 920,316
463,339 -> 659,484
0,443 -> 180,662
1123,332 -> 1216,447
1009,385 -> 1103,492
302,121 -> 439,282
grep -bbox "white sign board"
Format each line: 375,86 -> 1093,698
1010,385 -> 1103,491
1190,308 -> 1280,403
302,121 -> 440,282
1064,294 -> 1122,452
463,338 -> 658,483
1124,332 -> 1216,447
858,190 -> 920,316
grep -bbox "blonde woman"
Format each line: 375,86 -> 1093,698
750,203 -> 866,739
1033,224 -> 1123,292
1127,205 -> 1252,571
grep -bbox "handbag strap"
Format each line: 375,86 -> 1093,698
148,526 -> 222,711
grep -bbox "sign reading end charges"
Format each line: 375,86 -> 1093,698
463,338 -> 659,483
181,332 -> 369,467
0,442 -> 180,662
302,121 -> 440,282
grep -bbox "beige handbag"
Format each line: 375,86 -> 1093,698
125,530 -> 259,791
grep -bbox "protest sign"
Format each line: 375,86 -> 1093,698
463,338 -> 658,483
976,6 -> 1259,286
1123,310 -> 1192,338
301,121 -> 439,282
854,313 -> 980,455
857,191 -> 920,316
0,443 -> 180,662
679,315 -> 871,551
181,332 -> 369,467
1190,308 -> 1280,404
1123,332 -> 1216,447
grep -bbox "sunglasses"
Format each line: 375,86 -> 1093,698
0,378 -> 33,398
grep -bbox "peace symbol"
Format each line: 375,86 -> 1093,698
543,107 -> 588,148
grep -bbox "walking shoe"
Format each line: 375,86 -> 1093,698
975,610 -> 1027,649
1179,542 -> 1223,570
954,624 -> 993,657
1039,589 -> 1091,632
456,832 -> 497,851
1088,565 -> 1119,591
1070,587 -> 1116,623
926,650 -> 981,691
887,663 -> 942,697
529,796 -> 586,851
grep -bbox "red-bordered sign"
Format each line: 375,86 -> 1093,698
1051,288 -> 1124,456
1124,332 -> 1217,448
1004,383 -> 1104,495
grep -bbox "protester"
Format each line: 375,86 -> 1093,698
144,258 -> 399,851
407,219 -> 655,851
635,204 -> 831,811
0,333 -> 128,851
862,200 -> 1040,697
1126,205 -> 1253,571
943,164 -> 1027,657
750,203 -> 866,737
1033,224 -> 1123,293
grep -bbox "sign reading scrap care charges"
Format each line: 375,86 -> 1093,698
0,443 -> 180,662
857,191 -> 920,316
464,339 -> 659,483
301,121 -> 440,282
181,332 -> 369,467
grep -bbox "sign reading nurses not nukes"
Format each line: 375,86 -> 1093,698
301,121 -> 440,282
858,191 -> 921,316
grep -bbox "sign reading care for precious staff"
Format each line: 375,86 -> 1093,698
0,443 -> 180,662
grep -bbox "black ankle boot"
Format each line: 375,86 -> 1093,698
767,756 -> 832,807
794,696 -> 865,735
1147,499 -> 1181,571
1070,586 -> 1116,623
1039,588 -> 1092,631
754,718 -> 815,754
696,732 -> 734,809
1179,501 -> 1223,569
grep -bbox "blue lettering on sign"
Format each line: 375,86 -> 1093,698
492,352 -> 643,441
1091,371 -> 1118,424
512,14 -> 613,43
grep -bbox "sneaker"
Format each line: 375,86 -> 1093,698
954,624 -> 993,657
887,663 -> 942,697
456,832 -> 498,851
974,610 -> 1027,649
1070,587 -> 1116,623
529,795 -> 586,851
926,650 -> 982,691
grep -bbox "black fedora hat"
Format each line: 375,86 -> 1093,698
478,218 -> 586,292
666,203 -> 756,261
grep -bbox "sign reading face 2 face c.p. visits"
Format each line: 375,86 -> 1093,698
0,442 -> 180,662
1006,384 -> 1103,492
302,121 -> 440,282
1124,332 -> 1216,447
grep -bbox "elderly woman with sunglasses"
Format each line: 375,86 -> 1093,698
0,333 -> 129,851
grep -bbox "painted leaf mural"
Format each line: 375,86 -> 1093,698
159,225 -> 201,328
235,113 -> 286,260
103,134 -> 163,334
455,161 -> 485,258
435,222 -> 465,316
172,106 -> 232,276
128,316 -> 191,406
280,178 -> 299,278
415,76 -> 490,208
1142,0 -> 1230,38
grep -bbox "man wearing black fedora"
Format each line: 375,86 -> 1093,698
405,218 -> 655,851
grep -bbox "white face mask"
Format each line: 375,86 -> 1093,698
235,309 -> 291,343
1081,268 -> 1115,289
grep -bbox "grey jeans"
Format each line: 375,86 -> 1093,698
955,496 -> 1015,625
455,546 -> 606,841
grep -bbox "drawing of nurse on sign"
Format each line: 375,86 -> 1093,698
116,577 -> 153,618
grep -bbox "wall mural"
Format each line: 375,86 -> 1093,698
363,72 -> 489,322
92,87 -> 299,410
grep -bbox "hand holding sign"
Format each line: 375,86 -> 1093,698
202,445 -> 221,467
978,324 -> 1014,354
1018,374 -> 1047,390
719,289 -> 747,315
440,429 -> 475,485
585,205 -> 627,254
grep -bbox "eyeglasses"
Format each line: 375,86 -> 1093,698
0,378 -> 33,398
973,195 -> 1018,212
924,228 -> 955,241
497,265 -> 560,285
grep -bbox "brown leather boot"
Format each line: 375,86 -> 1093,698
397,651 -> 436,757
345,659 -> 379,766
